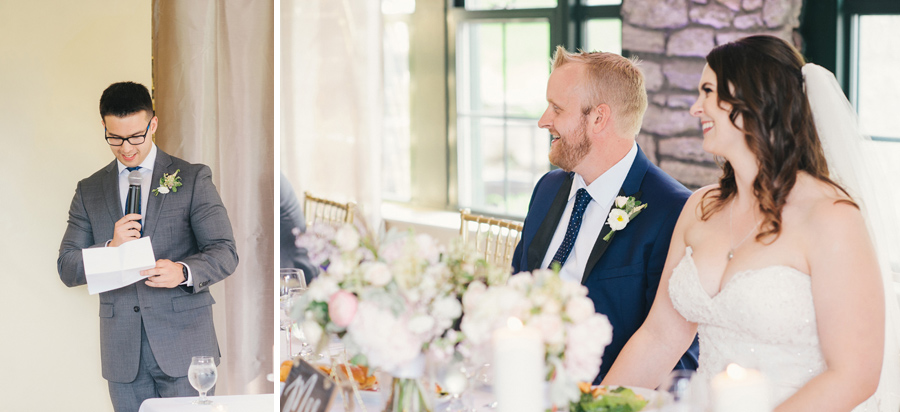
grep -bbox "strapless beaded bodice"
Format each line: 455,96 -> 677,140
669,247 -> 826,406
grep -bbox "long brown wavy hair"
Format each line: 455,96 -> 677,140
700,35 -> 853,242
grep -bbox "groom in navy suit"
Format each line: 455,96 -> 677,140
512,47 -> 698,383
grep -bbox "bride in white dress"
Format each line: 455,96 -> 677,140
602,35 -> 899,411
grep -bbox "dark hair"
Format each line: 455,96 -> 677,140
699,35 -> 853,242
99,82 -> 154,119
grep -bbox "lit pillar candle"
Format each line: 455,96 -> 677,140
493,317 -> 545,412
711,363 -> 771,412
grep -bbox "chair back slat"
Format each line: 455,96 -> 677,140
304,191 -> 355,227
459,209 -> 523,268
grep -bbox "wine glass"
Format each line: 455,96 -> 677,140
433,355 -> 472,412
280,268 -> 306,358
659,369 -> 707,412
188,356 -> 217,405
280,268 -> 306,294
287,287 -> 317,359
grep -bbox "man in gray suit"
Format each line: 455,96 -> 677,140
57,82 -> 238,412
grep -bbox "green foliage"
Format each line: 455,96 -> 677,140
568,387 -> 649,412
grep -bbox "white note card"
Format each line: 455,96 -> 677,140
83,237 -> 156,295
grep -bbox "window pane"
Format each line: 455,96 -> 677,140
382,0 -> 414,14
583,18 -> 622,55
456,20 -> 551,217
382,21 -> 412,201
465,0 -> 556,11
582,0 -> 621,5
857,15 -> 900,139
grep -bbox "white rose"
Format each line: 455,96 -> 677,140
561,281 -> 588,300
566,296 -> 596,324
363,262 -> 392,287
157,186 -> 170,194
433,296 -> 462,321
541,299 -> 562,316
306,277 -> 339,302
335,225 -> 360,251
300,319 -> 324,347
462,281 -> 486,309
607,209 -> 629,231
507,273 -> 533,292
408,314 -> 436,335
615,196 -> 628,208
414,234 -> 442,264
325,258 -> 347,281
531,313 -> 565,346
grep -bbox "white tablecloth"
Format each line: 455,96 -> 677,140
138,394 -> 275,412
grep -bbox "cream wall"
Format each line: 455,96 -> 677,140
0,1 -> 151,410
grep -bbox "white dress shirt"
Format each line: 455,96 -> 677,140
114,143 -> 193,286
541,142 -> 638,283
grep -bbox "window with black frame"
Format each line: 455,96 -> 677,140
804,0 -> 900,142
449,0 -> 623,218
847,11 -> 900,142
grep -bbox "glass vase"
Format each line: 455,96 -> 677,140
383,377 -> 434,412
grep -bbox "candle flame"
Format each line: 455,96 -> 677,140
725,363 -> 747,379
507,317 -> 524,330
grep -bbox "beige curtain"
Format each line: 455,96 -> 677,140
281,0 -> 384,229
152,0 -> 274,395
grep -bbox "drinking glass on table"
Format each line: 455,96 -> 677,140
659,369 -> 707,412
280,268 -> 307,358
433,355 -> 472,412
188,356 -> 217,405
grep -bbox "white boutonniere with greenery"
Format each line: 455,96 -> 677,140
152,169 -> 183,196
603,196 -> 647,242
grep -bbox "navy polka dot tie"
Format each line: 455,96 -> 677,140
550,188 -> 592,268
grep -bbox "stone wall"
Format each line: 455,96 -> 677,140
622,0 -> 804,188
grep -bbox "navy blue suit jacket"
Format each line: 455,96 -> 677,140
512,146 -> 699,383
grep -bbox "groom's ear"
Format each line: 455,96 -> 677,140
590,103 -> 611,134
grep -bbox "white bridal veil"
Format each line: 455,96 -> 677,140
803,63 -> 900,412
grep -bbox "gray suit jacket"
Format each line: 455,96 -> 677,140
57,149 -> 238,383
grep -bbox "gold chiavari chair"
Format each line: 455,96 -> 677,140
459,208 -> 524,267
303,191 -> 355,227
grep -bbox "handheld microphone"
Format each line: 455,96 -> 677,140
126,170 -> 142,233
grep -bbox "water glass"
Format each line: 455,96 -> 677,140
188,356 -> 217,405
659,369 -> 708,412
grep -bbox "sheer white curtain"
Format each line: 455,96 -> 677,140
153,0 -> 274,395
280,0 -> 384,229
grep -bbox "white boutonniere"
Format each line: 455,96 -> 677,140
603,196 -> 647,242
152,169 -> 183,196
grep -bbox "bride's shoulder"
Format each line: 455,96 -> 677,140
790,173 -> 862,228
685,184 -> 719,210
678,184 -> 719,224
687,184 -> 719,204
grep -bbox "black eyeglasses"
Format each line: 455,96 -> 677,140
105,118 -> 153,146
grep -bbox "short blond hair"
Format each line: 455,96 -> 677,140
551,45 -> 648,137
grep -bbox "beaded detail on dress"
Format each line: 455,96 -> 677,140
669,247 -> 826,407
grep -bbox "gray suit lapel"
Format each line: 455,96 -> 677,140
143,150 -> 174,240
102,160 -> 123,221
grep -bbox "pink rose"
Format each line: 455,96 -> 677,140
328,290 -> 358,328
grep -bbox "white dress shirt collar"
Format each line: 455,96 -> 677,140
568,142 -> 638,205
116,143 -> 157,175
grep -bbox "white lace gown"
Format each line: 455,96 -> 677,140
669,246 -> 827,408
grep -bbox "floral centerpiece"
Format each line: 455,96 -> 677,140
293,223 -> 509,411
458,268 -> 614,407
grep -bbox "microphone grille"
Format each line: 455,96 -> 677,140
128,170 -> 143,185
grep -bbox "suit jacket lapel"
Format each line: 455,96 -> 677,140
582,146 -> 651,284
143,149 -> 173,240
102,160 -> 123,222
527,172 -> 574,271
